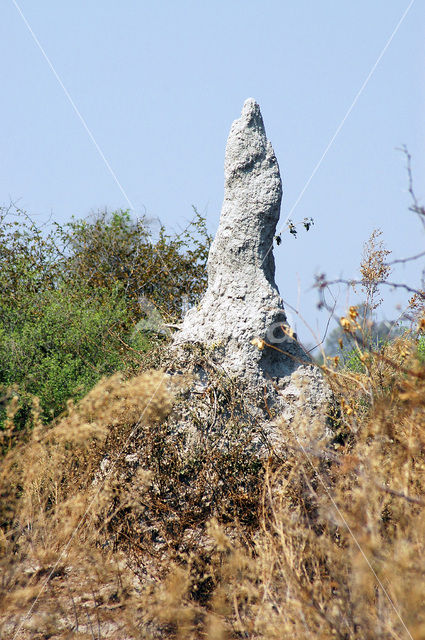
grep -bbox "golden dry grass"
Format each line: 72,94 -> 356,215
1,333 -> 425,639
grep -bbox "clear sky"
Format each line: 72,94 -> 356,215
1,1 -> 424,347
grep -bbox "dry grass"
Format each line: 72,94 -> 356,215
1,331 -> 425,639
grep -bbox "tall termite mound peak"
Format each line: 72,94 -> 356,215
174,99 -> 319,388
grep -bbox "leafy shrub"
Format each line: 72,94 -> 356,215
57,207 -> 211,322
0,284 -> 140,428
0,204 -> 211,435
341,346 -> 365,372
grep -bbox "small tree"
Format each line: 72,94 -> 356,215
57,207 -> 211,322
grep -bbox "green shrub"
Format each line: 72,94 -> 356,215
0,204 -> 211,436
0,284 -> 146,427
57,207 -> 211,323
341,346 -> 365,373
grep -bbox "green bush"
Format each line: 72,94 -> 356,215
0,204 -> 211,436
0,284 -> 147,427
57,207 -> 211,322
340,346 -> 365,373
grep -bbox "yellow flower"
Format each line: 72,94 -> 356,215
349,306 -> 359,320
251,337 -> 266,350
340,317 -> 351,331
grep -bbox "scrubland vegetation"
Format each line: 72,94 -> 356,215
0,205 -> 210,431
1,199 -> 425,639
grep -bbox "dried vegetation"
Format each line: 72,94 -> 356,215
0,319 -> 425,639
1,197 -> 425,638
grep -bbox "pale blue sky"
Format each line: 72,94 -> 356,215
1,1 -> 424,346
